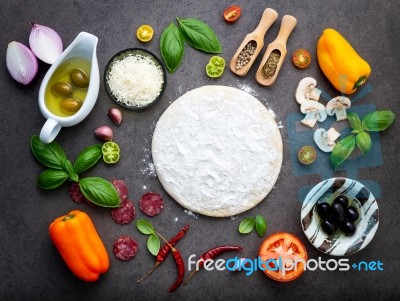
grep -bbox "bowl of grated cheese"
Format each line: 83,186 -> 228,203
104,48 -> 167,110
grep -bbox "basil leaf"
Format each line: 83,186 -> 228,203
356,132 -> 372,155
160,23 -> 185,73
347,112 -> 363,131
73,144 -> 102,174
177,18 -> 222,53
30,135 -> 67,169
362,110 -> 395,131
255,215 -> 267,237
37,169 -> 69,189
136,219 -> 155,235
238,217 -> 255,234
79,177 -> 120,208
330,135 -> 356,169
147,233 -> 161,256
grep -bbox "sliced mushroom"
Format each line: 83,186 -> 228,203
326,96 -> 351,121
295,77 -> 322,104
314,127 -> 341,152
300,100 -> 327,128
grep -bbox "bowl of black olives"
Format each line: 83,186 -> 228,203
301,178 -> 379,256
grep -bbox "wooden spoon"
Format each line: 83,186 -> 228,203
229,8 -> 278,76
255,15 -> 297,86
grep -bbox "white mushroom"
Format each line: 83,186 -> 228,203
300,100 -> 327,128
314,127 -> 341,152
326,96 -> 351,121
295,77 -> 322,104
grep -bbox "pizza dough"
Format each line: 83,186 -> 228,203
152,85 -> 282,217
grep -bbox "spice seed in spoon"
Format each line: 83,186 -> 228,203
236,40 -> 257,70
262,50 -> 281,79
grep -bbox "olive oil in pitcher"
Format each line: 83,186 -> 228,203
45,57 -> 91,117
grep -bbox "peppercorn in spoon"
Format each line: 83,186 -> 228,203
255,15 -> 297,86
230,8 -> 278,76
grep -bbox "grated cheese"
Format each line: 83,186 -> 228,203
107,54 -> 164,107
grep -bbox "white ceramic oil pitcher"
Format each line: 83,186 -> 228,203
38,32 -> 99,143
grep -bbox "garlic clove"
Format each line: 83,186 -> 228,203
6,41 -> 38,85
95,126 -> 113,141
108,107 -> 123,125
29,22 -> 63,64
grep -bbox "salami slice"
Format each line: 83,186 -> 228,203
111,199 -> 135,224
139,192 -> 164,217
113,236 -> 138,261
111,179 -> 128,201
69,182 -> 88,204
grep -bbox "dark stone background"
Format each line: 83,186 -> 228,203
1,0 -> 399,300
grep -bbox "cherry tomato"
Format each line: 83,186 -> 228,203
297,145 -> 316,165
258,232 -> 308,282
206,56 -> 225,78
223,6 -> 241,23
292,49 -> 312,69
136,25 -> 154,42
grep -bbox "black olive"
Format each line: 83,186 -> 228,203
321,219 -> 337,236
316,202 -> 331,219
345,206 -> 359,222
340,221 -> 356,236
334,195 -> 349,208
331,202 -> 345,217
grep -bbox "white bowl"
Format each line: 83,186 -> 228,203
301,177 -> 379,256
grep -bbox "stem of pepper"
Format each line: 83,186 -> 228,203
136,262 -> 161,283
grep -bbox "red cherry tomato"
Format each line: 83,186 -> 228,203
223,6 -> 241,23
292,49 -> 312,69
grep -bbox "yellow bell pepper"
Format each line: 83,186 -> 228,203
317,28 -> 371,94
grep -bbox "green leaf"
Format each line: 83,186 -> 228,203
362,110 -> 395,131
238,217 -> 255,234
79,177 -> 120,208
37,169 -> 69,189
255,215 -> 267,237
62,159 -> 75,174
30,135 -> 67,169
136,219 -> 155,235
160,23 -> 185,73
177,18 -> 222,53
347,112 -> 363,131
356,132 -> 372,155
73,144 -> 102,174
330,135 -> 356,169
147,234 -> 161,256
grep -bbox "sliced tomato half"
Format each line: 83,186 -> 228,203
223,6 -> 241,23
258,232 -> 308,282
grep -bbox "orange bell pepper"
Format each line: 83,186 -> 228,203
49,210 -> 109,282
317,28 -> 371,94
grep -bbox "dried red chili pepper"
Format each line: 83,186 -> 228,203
168,247 -> 185,292
184,245 -> 242,285
137,224 -> 189,283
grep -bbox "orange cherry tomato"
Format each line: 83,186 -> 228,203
292,49 -> 312,69
258,232 -> 308,282
223,6 -> 241,23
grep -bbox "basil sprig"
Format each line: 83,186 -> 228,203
330,110 -> 395,168
160,23 -> 185,73
136,219 -> 161,256
238,214 -> 267,237
30,135 -> 119,208
160,17 -> 222,73
176,18 -> 222,53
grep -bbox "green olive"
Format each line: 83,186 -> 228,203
60,97 -> 83,115
52,82 -> 73,97
70,68 -> 89,88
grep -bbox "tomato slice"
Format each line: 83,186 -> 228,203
258,232 -> 308,282
136,25 -> 154,42
298,145 -> 317,165
206,56 -> 225,78
292,49 -> 312,68
223,6 -> 241,23
102,141 -> 120,164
